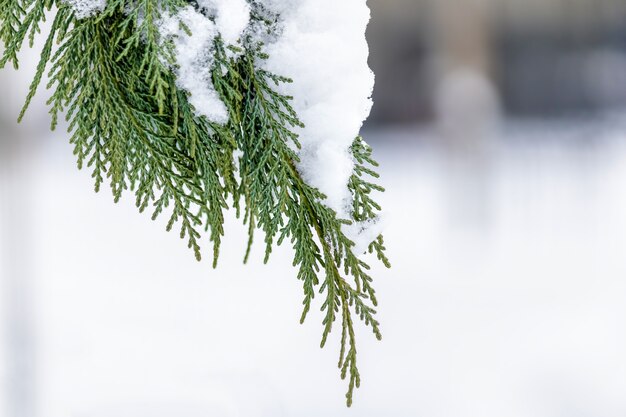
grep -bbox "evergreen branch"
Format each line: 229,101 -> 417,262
1,0 -> 390,406
349,136 -> 391,268
43,7 -> 233,262
18,5 -> 71,121
1,0 -> 53,69
219,40 -> 387,405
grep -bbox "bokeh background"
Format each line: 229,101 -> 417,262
2,1 -> 626,416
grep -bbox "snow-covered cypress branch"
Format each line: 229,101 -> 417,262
0,0 -> 390,406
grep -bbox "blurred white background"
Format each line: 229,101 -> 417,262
3,1 -> 626,416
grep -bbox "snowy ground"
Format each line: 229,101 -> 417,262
2,117 -> 626,416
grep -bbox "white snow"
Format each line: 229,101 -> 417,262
258,0 -> 378,251
344,216 -> 386,255
155,1 -> 251,123
158,6 -> 229,124
198,0 -> 250,57
65,0 -> 106,19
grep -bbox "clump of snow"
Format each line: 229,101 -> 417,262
256,0 -> 296,16
158,6 -> 229,124
258,0 -> 379,251
198,0 -> 250,56
65,0 -> 106,19
156,1 -> 252,123
345,216 -> 386,254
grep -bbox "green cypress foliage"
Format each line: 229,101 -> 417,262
0,0 -> 390,405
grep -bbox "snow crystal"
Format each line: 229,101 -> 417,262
158,6 -> 229,124
258,0 -> 379,251
65,0 -> 105,19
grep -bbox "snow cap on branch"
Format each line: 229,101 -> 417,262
65,0 -> 106,18
198,0 -> 250,54
158,6 -> 229,124
259,0 -> 377,248
156,0 -> 252,123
